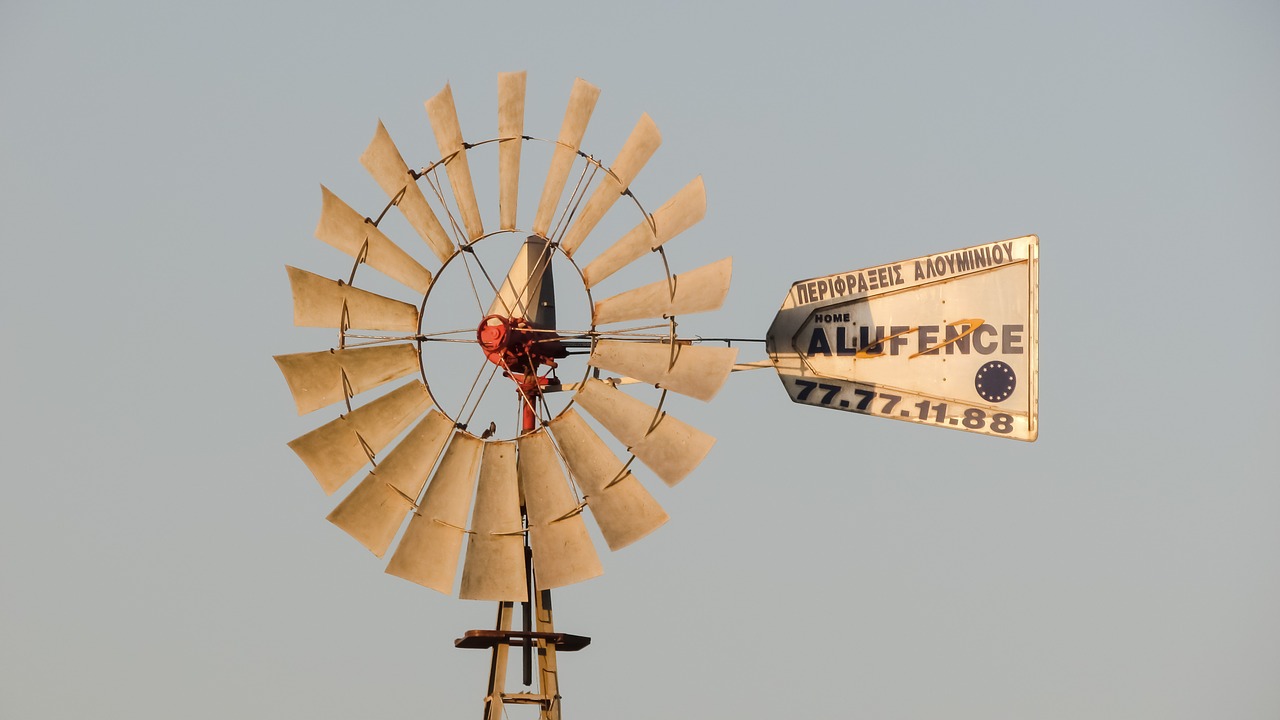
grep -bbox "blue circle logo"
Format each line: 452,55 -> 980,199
975,361 -> 1016,403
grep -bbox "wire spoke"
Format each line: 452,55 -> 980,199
461,361 -> 502,428
423,167 -> 468,249
453,357 -> 497,429
341,331 -> 421,342
464,245 -> 512,316
550,158 -> 599,244
419,327 -> 478,339
341,334 -> 421,348
456,249 -> 488,315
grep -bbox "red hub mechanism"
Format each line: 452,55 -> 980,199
476,315 -> 566,431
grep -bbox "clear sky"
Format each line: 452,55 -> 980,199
2,1 -> 1277,718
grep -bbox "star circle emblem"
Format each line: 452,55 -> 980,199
975,361 -> 1016,403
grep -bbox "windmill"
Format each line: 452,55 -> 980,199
274,72 -> 1038,719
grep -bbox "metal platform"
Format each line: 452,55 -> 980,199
455,629 -> 591,652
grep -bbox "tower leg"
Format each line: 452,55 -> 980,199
483,602 -> 514,720
535,588 -> 560,720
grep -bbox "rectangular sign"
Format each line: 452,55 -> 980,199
766,236 -> 1038,441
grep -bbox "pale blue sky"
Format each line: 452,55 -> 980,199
2,2 -> 1277,718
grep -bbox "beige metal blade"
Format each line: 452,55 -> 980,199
518,430 -> 603,590
588,340 -> 737,402
287,266 -> 419,332
581,176 -> 706,289
559,114 -> 661,257
592,257 -> 732,326
315,186 -> 433,295
498,71 -> 526,231
459,441 -> 527,601
274,344 -> 419,415
573,378 -> 715,486
532,78 -> 600,238
288,380 -> 433,495
547,409 -> 668,551
424,84 -> 484,241
385,432 -> 483,594
325,410 -> 454,556
360,121 -> 456,264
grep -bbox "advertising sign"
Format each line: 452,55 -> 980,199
766,236 -> 1038,441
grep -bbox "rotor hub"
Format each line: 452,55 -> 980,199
476,314 -> 560,379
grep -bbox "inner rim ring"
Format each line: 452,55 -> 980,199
415,230 -> 600,442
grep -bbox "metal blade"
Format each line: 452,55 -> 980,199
288,380 -> 433,495
360,121 -> 456,264
572,378 -> 716,486
424,84 -> 484,241
315,186 -> 434,295
588,340 -> 736,402
385,432 -> 483,594
532,78 -> 600,238
559,113 -> 661,257
325,410 -> 454,556
459,441 -> 528,601
547,409 -> 668,550
581,176 -> 706,289
274,344 -> 419,415
287,266 -> 419,332
592,257 -> 731,326
487,237 -> 555,330
518,430 -> 603,590
498,71 -> 526,231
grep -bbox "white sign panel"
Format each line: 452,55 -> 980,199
766,236 -> 1038,441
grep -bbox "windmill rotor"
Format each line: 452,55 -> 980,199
276,73 -> 733,607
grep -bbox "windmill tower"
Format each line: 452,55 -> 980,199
275,72 -> 1038,718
